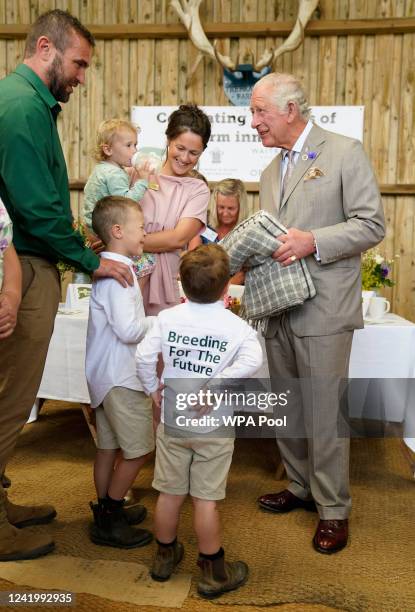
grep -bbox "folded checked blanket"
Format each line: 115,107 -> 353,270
220,210 -> 316,324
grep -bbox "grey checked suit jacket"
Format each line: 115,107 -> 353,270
260,124 -> 385,338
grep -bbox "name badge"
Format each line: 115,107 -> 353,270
201,227 -> 219,243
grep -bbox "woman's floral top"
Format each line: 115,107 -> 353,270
0,199 -> 13,288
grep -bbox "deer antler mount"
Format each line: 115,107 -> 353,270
170,0 -> 319,86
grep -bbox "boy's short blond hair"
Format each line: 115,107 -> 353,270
92,195 -> 142,245
94,118 -> 139,162
180,244 -> 230,303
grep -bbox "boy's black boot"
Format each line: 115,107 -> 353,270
197,548 -> 248,599
89,498 -> 152,549
91,498 -> 147,526
150,539 -> 184,582
121,502 -> 147,525
1,473 -> 11,488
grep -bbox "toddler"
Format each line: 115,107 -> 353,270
83,118 -> 156,289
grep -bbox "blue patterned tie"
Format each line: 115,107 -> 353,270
281,149 -> 294,199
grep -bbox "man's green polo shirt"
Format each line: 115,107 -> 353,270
0,64 -> 99,273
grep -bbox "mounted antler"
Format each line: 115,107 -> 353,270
170,0 -> 319,82
170,0 -> 236,84
254,0 -> 320,71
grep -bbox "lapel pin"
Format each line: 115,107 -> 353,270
302,151 -> 317,161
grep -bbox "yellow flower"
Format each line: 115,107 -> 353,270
361,248 -> 395,291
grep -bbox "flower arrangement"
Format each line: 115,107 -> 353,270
224,295 -> 241,315
361,248 -> 396,291
57,220 -> 91,279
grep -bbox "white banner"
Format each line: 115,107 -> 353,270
65,284 -> 91,310
131,106 -> 364,183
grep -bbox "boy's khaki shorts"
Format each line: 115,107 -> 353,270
96,386 -> 154,459
152,425 -> 234,500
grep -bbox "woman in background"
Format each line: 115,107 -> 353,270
212,178 -> 247,240
188,178 -> 247,285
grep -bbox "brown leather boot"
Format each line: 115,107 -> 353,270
197,550 -> 248,599
5,492 -> 56,528
151,540 -> 184,582
0,489 -> 54,561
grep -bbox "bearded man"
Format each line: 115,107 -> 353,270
0,9 -> 132,561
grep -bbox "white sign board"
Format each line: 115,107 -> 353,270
65,284 -> 91,310
131,106 -> 364,183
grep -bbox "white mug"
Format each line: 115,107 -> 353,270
368,296 -> 390,320
362,290 -> 375,317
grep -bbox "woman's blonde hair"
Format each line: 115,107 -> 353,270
211,178 -> 248,228
94,118 -> 139,162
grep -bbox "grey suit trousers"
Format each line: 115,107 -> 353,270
265,312 -> 353,520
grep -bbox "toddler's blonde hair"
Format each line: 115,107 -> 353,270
94,118 -> 139,162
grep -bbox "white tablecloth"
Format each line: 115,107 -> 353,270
348,315 -> 415,436
38,309 -> 90,404
37,311 -> 415,439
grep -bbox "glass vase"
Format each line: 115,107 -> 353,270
73,272 -> 91,284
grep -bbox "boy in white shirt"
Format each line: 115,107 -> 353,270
135,244 -> 263,599
85,195 -> 154,549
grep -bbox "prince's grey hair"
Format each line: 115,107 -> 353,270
253,73 -> 311,120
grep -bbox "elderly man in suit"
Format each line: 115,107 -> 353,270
250,73 -> 385,553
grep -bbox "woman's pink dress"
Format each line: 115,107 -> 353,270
141,174 -> 209,315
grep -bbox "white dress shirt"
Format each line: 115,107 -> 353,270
85,251 -> 154,408
280,119 -> 314,186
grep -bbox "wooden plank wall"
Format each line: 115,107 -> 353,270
0,0 -> 414,320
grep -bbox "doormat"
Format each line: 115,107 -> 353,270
0,555 -> 190,608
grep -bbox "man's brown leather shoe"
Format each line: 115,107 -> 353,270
258,489 -> 316,513
5,494 -> 56,529
313,519 -> 348,554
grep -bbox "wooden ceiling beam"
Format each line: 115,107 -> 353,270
1,18 -> 415,40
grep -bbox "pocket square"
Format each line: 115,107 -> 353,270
304,167 -> 325,181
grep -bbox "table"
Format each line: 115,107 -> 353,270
37,311 -> 415,433
347,314 -> 415,447
38,308 -> 90,404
